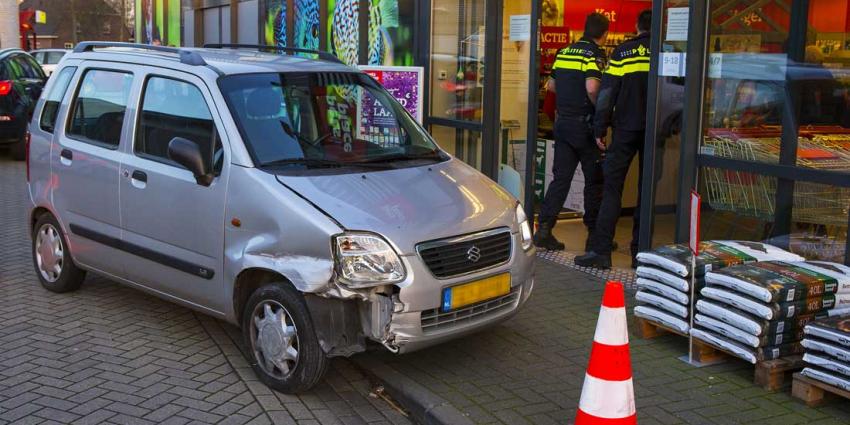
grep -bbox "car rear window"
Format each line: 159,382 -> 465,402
67,69 -> 133,148
45,51 -> 65,65
40,67 -> 77,133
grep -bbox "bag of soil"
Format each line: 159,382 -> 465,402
636,290 -> 689,318
701,287 -> 835,320
805,317 -> 850,348
804,353 -> 850,378
689,327 -> 759,364
801,338 -> 850,363
801,367 -> 850,391
694,314 -> 804,347
636,278 -> 689,304
706,261 -> 850,303
635,266 -> 696,292
634,305 -> 690,334
757,341 -> 804,360
636,241 -> 804,277
696,299 -> 822,336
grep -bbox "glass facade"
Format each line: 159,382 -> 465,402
650,0 -> 850,265
161,0 -> 850,266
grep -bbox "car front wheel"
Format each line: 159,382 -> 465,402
242,283 -> 328,393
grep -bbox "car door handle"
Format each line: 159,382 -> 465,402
59,149 -> 72,165
131,170 -> 147,183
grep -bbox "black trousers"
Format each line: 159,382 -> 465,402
591,129 -> 645,256
538,117 -> 603,233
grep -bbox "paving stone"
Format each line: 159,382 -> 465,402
0,159 -> 410,425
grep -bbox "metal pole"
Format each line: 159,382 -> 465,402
674,0 -> 710,242
638,0 -> 666,251
523,0 -> 541,224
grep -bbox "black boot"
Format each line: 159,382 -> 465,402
534,221 -> 565,251
575,251 -> 612,269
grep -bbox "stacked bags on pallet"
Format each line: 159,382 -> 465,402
633,241 -> 804,335
692,261 -> 850,364
801,316 -> 850,391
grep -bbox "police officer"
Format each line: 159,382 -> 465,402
576,10 -> 652,269
533,13 -> 609,251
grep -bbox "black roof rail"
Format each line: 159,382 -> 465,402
73,42 -> 207,66
202,44 -> 345,65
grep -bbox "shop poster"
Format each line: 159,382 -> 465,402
135,0 -> 180,46
357,66 -> 423,145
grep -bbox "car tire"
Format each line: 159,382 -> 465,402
242,282 -> 328,394
31,214 -> 86,293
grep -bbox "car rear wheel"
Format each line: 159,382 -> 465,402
242,283 -> 328,393
32,214 -> 86,292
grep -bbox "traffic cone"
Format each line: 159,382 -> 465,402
575,281 -> 636,424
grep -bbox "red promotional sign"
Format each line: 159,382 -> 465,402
563,0 -> 651,33
689,190 -> 701,255
541,26 -> 571,50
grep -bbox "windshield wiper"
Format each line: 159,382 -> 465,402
354,152 -> 445,164
261,158 -> 395,170
261,158 -> 345,168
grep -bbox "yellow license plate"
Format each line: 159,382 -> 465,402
442,273 -> 511,312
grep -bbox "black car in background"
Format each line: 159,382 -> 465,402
0,49 -> 45,160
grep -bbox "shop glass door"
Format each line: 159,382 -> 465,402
428,0 -> 488,170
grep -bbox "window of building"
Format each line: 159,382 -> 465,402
67,69 -> 133,148
39,67 -> 77,133
135,76 -> 222,173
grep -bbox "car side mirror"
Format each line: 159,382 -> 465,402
168,137 -> 212,186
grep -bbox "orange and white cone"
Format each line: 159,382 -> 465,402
575,281 -> 636,424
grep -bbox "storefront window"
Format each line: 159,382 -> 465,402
694,0 -> 850,263
700,0 -> 790,165
431,125 -> 482,169
328,0 -> 361,65
429,0 -> 486,124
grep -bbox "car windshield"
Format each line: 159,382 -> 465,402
218,72 -> 443,169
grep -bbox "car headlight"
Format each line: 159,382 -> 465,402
517,204 -> 533,250
333,233 -> 406,287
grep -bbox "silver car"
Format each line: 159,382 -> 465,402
26,42 -> 535,393
30,49 -> 69,77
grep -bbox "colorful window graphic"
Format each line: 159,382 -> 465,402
294,0 -> 320,50
135,0 -> 180,46
264,0 -> 287,47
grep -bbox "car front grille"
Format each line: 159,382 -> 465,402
420,288 -> 520,334
417,229 -> 512,278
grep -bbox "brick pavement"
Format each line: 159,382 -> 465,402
6,151 -> 850,425
0,157 -> 412,425
355,255 -> 850,424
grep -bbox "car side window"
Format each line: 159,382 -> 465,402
135,76 -> 223,174
46,52 -> 65,65
32,52 -> 44,64
67,69 -> 133,148
39,67 -> 77,133
14,56 -> 39,79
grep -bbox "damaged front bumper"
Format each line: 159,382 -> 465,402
305,231 -> 536,357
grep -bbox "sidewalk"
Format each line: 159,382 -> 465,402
0,159 -> 411,425
354,259 -> 850,425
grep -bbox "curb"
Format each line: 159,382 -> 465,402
352,356 -> 474,425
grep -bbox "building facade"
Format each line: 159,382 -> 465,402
140,0 -> 850,265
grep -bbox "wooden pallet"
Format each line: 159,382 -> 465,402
692,339 -> 805,392
792,372 -> 850,407
637,319 -> 806,391
636,317 -> 688,339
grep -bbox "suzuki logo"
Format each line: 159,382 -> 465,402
467,246 -> 482,263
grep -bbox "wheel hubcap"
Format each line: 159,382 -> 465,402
251,301 -> 299,378
35,224 -> 63,283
